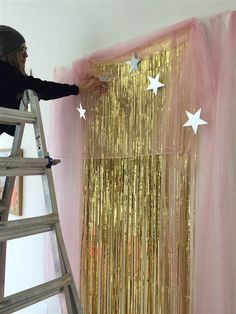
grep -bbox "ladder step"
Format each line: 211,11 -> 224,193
0,157 -> 60,176
0,157 -> 48,168
0,107 -> 36,125
0,274 -> 71,314
0,214 -> 59,241
0,168 -> 45,176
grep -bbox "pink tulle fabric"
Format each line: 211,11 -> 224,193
193,12 -> 236,314
48,12 -> 236,313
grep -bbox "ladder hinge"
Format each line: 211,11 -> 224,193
45,156 -> 61,168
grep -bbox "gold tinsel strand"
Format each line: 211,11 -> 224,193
80,28 -> 197,314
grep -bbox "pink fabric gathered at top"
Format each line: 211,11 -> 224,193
193,11 -> 236,314
48,11 -> 236,314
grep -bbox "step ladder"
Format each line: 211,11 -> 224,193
0,90 -> 82,314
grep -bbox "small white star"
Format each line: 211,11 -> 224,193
183,108 -> 207,134
76,103 -> 86,120
126,53 -> 140,73
146,74 -> 165,95
98,75 -> 109,82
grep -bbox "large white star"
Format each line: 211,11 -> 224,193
126,53 -> 140,73
146,74 -> 165,95
183,108 -> 207,134
76,103 -> 86,120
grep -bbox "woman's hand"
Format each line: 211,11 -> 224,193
78,76 -> 108,94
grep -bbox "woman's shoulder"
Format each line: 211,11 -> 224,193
0,60 -> 14,69
0,60 -> 17,78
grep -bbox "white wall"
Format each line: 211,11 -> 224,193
0,1 -> 235,313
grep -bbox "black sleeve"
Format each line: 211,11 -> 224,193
15,72 -> 79,100
0,61 -> 79,101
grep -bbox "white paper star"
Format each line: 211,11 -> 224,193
126,53 -> 140,73
183,108 -> 207,134
76,103 -> 86,120
146,74 -> 165,95
98,75 -> 109,82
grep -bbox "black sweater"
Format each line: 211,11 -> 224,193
0,60 -> 79,136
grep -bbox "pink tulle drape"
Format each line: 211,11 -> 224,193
47,67 -> 85,287
48,11 -> 236,313
193,12 -> 236,314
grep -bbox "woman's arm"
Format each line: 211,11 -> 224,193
0,60 -> 106,101
15,73 -> 79,100
15,71 -> 106,100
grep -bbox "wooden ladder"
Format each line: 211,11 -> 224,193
0,90 -> 82,313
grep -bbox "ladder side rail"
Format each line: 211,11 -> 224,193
0,96 -> 29,298
46,169 -> 83,314
29,90 -> 82,313
28,90 -> 66,276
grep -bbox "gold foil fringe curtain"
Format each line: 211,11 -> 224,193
80,27 -> 197,314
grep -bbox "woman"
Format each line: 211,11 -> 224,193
0,25 -> 106,136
